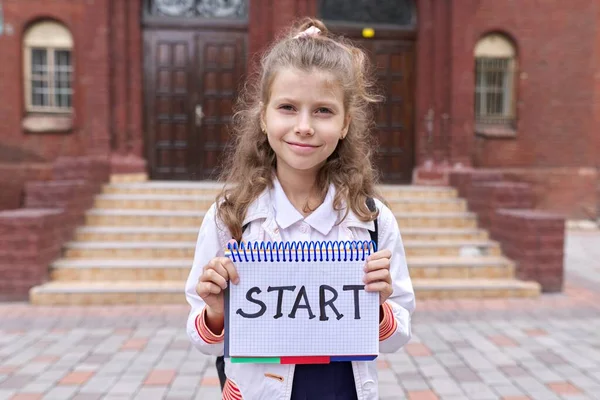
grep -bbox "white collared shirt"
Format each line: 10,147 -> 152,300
270,177 -> 340,242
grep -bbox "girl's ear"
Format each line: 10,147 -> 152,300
341,115 -> 351,139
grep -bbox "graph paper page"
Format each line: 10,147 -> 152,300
226,257 -> 379,357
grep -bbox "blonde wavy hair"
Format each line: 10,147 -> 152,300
217,17 -> 383,242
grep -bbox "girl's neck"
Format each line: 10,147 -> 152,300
276,169 -> 320,215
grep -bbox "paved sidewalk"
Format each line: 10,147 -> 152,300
0,231 -> 599,400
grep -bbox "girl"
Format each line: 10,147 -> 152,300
186,18 -> 415,400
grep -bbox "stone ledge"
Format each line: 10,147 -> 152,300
22,114 -> 73,133
491,208 -> 565,293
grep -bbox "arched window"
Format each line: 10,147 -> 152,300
474,34 -> 516,126
23,21 -> 74,113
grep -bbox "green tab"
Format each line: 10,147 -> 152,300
230,357 -> 280,364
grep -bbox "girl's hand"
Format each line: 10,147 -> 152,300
363,249 -> 393,305
196,256 -> 240,315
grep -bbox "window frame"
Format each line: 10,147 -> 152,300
474,34 -> 517,129
475,56 -> 516,125
23,22 -> 74,114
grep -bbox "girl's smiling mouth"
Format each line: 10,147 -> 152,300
285,141 -> 321,153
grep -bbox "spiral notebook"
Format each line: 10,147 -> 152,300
224,240 -> 379,364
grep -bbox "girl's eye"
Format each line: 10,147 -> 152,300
278,105 -> 295,111
316,107 -> 333,114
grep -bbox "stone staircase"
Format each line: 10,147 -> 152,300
29,180 -> 541,305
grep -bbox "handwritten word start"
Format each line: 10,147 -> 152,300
235,285 -> 367,321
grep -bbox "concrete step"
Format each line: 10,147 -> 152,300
73,227 -> 489,243
62,239 -> 497,259
50,259 -> 190,281
398,213 -> 477,229
102,182 -> 458,199
93,194 -> 467,213
29,281 -> 185,305
50,256 -> 514,282
409,256 -> 514,279
64,242 -> 197,259
94,194 -> 216,211
402,228 -> 488,241
74,227 -> 200,242
83,209 -> 478,229
413,279 -> 541,299
29,277 -> 540,305
404,241 -> 501,257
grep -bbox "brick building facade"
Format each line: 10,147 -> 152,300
1,0 -> 598,218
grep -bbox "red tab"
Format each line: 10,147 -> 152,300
280,356 -> 330,364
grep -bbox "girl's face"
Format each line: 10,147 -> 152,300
262,67 -> 350,182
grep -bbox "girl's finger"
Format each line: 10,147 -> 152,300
367,249 -> 392,262
206,269 -> 228,290
363,269 -> 390,284
219,257 -> 240,284
206,259 -> 229,280
197,281 -> 222,297
364,258 -> 390,272
365,281 -> 391,293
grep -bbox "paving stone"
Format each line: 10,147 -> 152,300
0,374 -> 35,390
79,374 -> 119,394
400,378 -> 431,391
459,382 -> 498,399
428,378 -> 464,396
448,366 -> 481,382
20,380 -> 56,393
489,383 -> 526,397
42,386 -> 79,400
0,389 -> 16,399
134,386 -> 169,400
193,386 -> 221,400
71,393 -> 104,400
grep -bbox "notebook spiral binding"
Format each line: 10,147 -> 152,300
226,240 -> 377,263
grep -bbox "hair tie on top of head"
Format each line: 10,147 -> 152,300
294,26 -> 321,39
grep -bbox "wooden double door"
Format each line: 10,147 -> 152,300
144,29 -> 246,180
144,30 -> 414,182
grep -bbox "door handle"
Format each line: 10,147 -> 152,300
195,105 -> 204,126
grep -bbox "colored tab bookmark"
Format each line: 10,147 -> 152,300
330,355 -> 377,362
231,357 -> 280,364
280,356 -> 330,364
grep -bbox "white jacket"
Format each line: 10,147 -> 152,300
185,189 -> 415,400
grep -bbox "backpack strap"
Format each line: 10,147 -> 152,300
241,222 -> 250,234
366,197 -> 378,249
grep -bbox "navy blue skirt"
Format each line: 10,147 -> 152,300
291,362 -> 358,400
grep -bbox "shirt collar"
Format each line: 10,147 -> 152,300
269,177 -> 339,235
304,184 -> 338,235
246,177 -> 376,233
270,177 -> 304,230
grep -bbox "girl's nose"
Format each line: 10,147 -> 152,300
294,113 -> 315,136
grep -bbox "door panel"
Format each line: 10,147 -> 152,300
144,30 -> 246,180
354,38 -> 416,183
195,32 -> 246,180
144,31 -> 195,180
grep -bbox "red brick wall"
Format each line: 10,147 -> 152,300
0,0 -> 112,162
0,163 -> 54,211
0,156 -> 110,300
449,0 -> 599,169
502,168 -> 598,219
0,209 -> 65,301
491,209 -> 565,293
